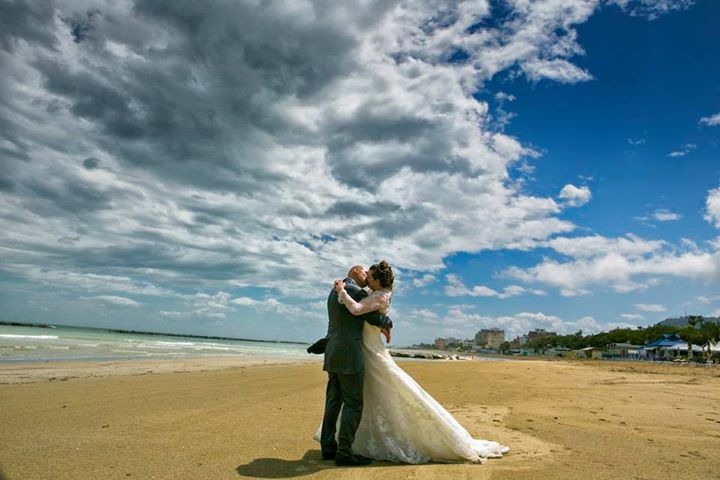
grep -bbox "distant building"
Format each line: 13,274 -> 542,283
509,335 -> 528,347
445,337 -> 461,348
475,329 -> 505,350
606,343 -> 643,359
527,329 -> 557,342
461,338 -> 475,348
434,338 -> 447,350
641,334 -> 702,360
577,346 -> 604,360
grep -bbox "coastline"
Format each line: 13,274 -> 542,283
0,355 -> 319,384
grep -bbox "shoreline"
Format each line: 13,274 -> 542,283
0,320 -> 309,346
0,355 -> 320,384
4,350 -> 717,385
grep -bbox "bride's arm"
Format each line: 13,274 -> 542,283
337,288 -> 388,316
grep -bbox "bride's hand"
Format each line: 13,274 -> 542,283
333,279 -> 345,293
381,328 -> 391,344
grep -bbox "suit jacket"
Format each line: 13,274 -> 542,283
323,277 -> 393,375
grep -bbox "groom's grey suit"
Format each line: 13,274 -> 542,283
321,277 -> 393,459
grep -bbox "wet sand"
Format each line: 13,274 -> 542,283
1,358 -> 719,479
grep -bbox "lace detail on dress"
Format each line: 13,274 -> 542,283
314,321 -> 510,464
338,289 -> 391,315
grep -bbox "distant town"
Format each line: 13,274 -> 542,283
407,316 -> 720,363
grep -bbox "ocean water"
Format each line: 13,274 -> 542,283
0,324 -> 310,363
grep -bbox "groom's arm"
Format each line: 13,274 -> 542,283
345,282 -> 369,301
361,311 -> 393,329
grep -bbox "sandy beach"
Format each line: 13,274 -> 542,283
1,358 -> 719,480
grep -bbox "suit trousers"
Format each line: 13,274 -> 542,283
320,370 -> 364,457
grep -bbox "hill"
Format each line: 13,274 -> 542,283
656,316 -> 720,327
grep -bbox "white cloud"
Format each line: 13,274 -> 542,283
620,313 -> 645,320
87,295 -> 140,307
558,184 -> 592,207
232,296 -> 325,322
627,137 -> 646,145
667,143 -> 696,157
3,265 -> 179,298
543,234 -> 664,258
610,0 -> 695,20
522,59 -> 593,83
494,92 -> 516,103
635,303 -> 666,312
696,295 -> 720,305
412,274 -> 436,288
699,113 -> 720,126
504,234 -> 720,296
705,188 -> 720,229
445,274 -> 545,299
430,308 -> 634,339
651,209 -> 681,222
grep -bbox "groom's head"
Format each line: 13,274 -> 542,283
347,265 -> 368,288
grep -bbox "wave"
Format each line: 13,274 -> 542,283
0,334 -> 59,340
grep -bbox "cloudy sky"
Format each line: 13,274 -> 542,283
1,0 -> 719,345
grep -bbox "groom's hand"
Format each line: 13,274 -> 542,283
334,280 -> 345,292
381,328 -> 391,344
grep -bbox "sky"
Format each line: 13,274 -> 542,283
1,0 -> 719,346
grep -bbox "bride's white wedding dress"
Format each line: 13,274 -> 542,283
314,288 -> 510,464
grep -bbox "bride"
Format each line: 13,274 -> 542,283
314,260 -> 509,464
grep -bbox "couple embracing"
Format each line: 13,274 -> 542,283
314,261 -> 510,466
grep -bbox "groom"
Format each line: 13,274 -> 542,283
321,264 -> 393,466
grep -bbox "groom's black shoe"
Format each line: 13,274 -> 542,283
321,452 -> 336,460
352,454 -> 372,462
334,453 -> 372,466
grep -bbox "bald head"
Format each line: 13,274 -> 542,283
347,265 -> 368,288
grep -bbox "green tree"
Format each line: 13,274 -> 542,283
698,318 -> 720,361
679,316 -> 705,362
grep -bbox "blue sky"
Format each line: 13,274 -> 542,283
1,0 -> 719,345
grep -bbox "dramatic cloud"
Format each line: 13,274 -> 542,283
558,184 -> 592,207
3,0 -> 619,302
0,0 -> 703,341
699,113 -> 720,126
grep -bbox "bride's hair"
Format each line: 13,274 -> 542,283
369,260 -> 394,290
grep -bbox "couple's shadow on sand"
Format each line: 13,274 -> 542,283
236,450 -> 399,478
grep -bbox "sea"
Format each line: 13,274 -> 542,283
0,323 -> 311,363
